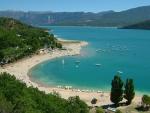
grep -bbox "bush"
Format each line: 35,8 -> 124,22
56,42 -> 62,48
96,107 -> 104,113
91,98 -> 98,106
141,95 -> 150,111
115,109 -> 122,113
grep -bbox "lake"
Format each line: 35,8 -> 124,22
30,26 -> 150,94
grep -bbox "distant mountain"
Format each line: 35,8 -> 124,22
0,10 -> 114,26
98,5 -> 150,27
0,5 -> 150,27
121,20 -> 150,30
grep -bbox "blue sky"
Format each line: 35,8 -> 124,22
0,0 -> 150,12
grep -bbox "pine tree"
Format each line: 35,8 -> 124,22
110,75 -> 124,106
124,79 -> 135,105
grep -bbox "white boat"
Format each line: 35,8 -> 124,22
96,49 -> 106,52
95,64 -> 101,66
96,49 -> 102,52
117,71 -> 123,74
62,59 -> 65,64
75,60 -> 80,64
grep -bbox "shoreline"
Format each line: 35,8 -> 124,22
0,39 -> 142,106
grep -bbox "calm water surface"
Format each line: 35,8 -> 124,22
30,26 -> 150,93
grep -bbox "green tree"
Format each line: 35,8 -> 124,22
110,75 -> 124,106
0,72 -> 89,113
0,93 -> 13,113
67,96 -> 89,113
142,95 -> 150,111
56,43 -> 62,49
124,79 -> 135,105
0,17 -> 62,64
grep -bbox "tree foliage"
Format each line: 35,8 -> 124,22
91,98 -> 97,106
110,75 -> 124,106
124,79 -> 135,105
0,72 -> 89,113
121,20 -> 150,30
96,107 -> 104,113
0,17 -> 62,64
142,95 -> 150,111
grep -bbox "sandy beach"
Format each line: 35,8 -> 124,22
0,39 -> 141,106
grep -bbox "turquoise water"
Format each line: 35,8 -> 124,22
30,26 -> 150,93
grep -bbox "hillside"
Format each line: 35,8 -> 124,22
120,20 -> 150,30
0,5 -> 150,26
0,17 -> 62,64
0,72 -> 89,113
52,6 -> 150,27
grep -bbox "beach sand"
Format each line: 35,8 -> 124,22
0,39 -> 141,106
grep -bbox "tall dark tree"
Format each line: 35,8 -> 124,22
124,79 -> 135,105
110,75 -> 124,106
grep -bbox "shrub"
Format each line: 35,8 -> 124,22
96,107 -> 104,113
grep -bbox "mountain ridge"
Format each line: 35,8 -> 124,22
0,5 -> 150,27
121,20 -> 150,30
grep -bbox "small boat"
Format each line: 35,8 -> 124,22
95,64 -> 101,66
96,49 -> 102,52
117,71 -> 123,74
62,59 -> 65,64
75,60 -> 80,64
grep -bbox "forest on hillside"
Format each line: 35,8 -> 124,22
0,17 -> 62,64
0,72 -> 89,113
